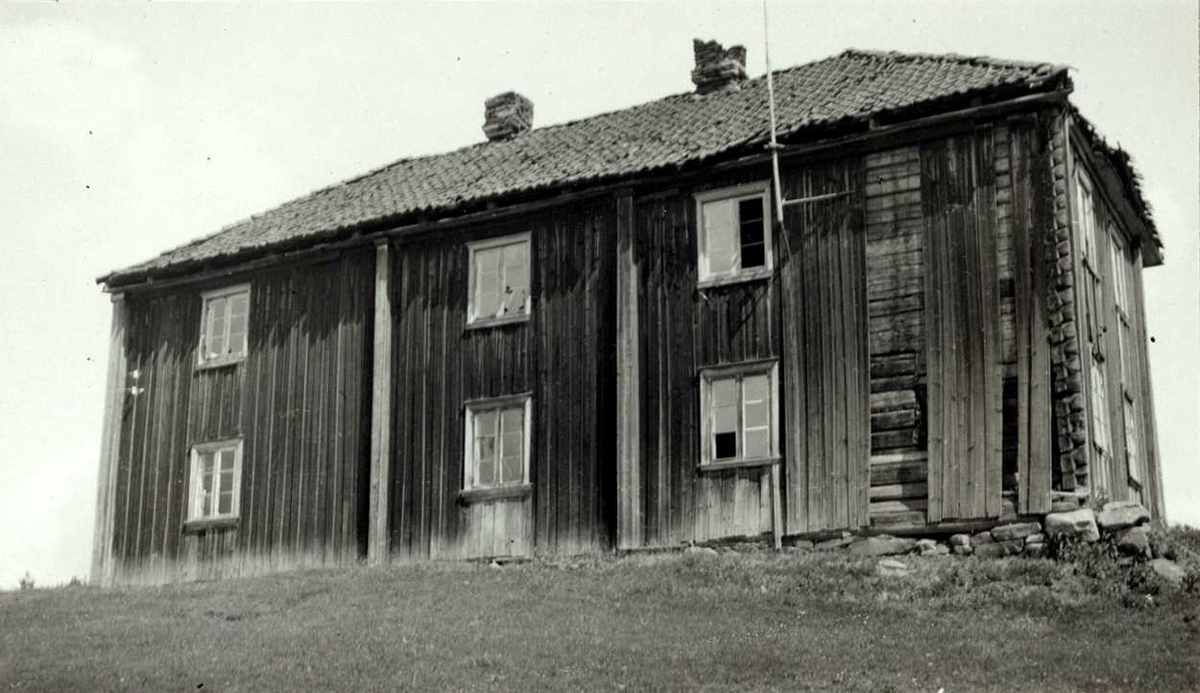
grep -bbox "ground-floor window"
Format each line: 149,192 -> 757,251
187,439 -> 243,522
464,395 -> 532,490
698,360 -> 779,468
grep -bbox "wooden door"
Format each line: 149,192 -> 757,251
780,159 -> 871,533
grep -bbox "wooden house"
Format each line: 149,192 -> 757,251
91,43 -> 1164,585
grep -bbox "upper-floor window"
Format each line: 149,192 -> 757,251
464,395 -> 531,490
1074,171 -> 1099,272
695,182 -> 772,286
198,284 -> 250,366
698,360 -> 779,468
467,233 -> 531,327
187,438 -> 243,523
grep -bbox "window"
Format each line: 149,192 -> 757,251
695,182 -> 772,285
699,361 -> 779,468
198,284 -> 250,366
467,234 -> 530,326
1123,394 -> 1142,487
187,439 -> 243,523
1075,171 -> 1099,272
464,395 -> 531,490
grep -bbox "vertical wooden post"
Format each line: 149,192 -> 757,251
91,292 -> 127,587
367,240 -> 394,566
615,191 -> 643,549
769,463 -> 783,550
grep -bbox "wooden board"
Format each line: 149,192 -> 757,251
780,158 -> 871,533
922,132 -> 1005,522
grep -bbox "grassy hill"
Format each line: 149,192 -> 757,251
2,543 -> 1197,692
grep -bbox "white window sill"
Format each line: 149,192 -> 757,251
182,516 -> 239,533
457,483 -> 533,504
195,354 -> 247,372
465,313 -> 531,331
697,267 -> 774,290
697,456 -> 781,474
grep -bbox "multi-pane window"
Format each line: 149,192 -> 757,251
1074,171 -> 1104,347
696,183 -> 772,284
199,285 -> 250,366
700,362 -> 778,466
464,396 -> 531,489
187,439 -> 243,521
1110,228 -> 1146,492
1123,395 -> 1142,487
467,234 -> 530,326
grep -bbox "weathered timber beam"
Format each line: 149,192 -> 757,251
615,190 -> 643,549
91,293 -> 127,587
367,240 -> 394,566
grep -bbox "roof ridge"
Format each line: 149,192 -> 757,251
839,47 -> 1064,73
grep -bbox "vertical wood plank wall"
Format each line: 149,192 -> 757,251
109,252 -> 374,585
104,112 -> 1126,581
1011,119 -> 1054,514
922,130 -> 1005,522
635,178 -> 779,546
388,198 -> 616,560
780,159 -> 871,534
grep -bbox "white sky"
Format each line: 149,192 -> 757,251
0,1 -> 1195,588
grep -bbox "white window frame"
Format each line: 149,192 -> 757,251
186,438 -> 244,524
466,233 -> 532,328
695,182 -> 773,288
197,283 -> 251,367
463,394 -> 533,492
698,360 -> 780,471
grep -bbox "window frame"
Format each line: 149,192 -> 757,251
197,283 -> 251,369
697,359 -> 780,472
184,438 -> 244,531
461,393 -> 533,501
466,232 -> 532,329
694,182 -> 774,288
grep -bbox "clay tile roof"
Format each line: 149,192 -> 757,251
103,48 -> 1084,286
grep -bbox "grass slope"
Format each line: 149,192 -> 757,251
2,550 -> 1198,692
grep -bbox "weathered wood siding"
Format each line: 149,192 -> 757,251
388,198 -> 616,560
635,180 -> 779,546
922,129 -> 1005,521
780,158 -> 871,533
109,252 -> 374,584
1070,143 -> 1162,513
863,145 -> 928,527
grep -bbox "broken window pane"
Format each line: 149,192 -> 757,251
739,197 -> 766,268
501,244 -> 529,315
714,431 -> 738,459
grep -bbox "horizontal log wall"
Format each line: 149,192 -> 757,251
864,146 -> 927,527
388,198 -> 616,560
110,251 -> 374,585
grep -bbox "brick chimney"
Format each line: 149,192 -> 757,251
482,91 -> 534,142
691,39 -> 748,94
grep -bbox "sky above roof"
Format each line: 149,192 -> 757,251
0,1 -> 1195,588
